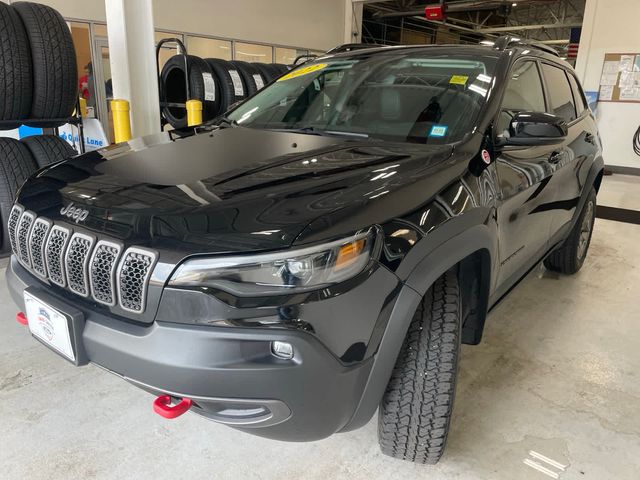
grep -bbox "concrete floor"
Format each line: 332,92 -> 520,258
599,174 -> 640,210
1,218 -> 639,480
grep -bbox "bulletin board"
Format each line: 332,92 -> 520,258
598,53 -> 640,103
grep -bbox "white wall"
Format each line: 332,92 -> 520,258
23,0 -> 348,51
575,0 -> 640,169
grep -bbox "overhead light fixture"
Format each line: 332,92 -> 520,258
512,2 -> 518,6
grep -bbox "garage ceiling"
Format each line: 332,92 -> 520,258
359,0 -> 585,54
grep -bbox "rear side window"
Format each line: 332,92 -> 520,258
497,61 -> 546,132
567,73 -> 587,116
541,63 -> 577,123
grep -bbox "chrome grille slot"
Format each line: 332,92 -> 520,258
8,205 -> 23,255
89,241 -> 122,306
45,225 -> 72,287
65,233 -> 94,297
117,248 -> 157,313
29,218 -> 52,278
17,211 -> 35,267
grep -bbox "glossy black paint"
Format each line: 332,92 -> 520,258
504,111 -> 568,146
9,44 -> 604,441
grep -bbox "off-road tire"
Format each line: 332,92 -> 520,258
0,138 -> 37,253
0,2 -> 32,123
544,188 -> 596,275
22,135 -> 77,169
378,270 -> 461,464
13,2 -> 78,123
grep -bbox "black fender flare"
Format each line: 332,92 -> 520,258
341,216 -> 496,432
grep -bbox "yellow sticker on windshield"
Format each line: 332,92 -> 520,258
449,75 -> 469,85
278,63 -> 328,81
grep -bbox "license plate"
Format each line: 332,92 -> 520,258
24,291 -> 76,362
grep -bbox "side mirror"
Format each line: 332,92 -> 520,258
498,112 -> 568,147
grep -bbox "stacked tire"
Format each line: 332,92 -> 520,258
0,1 -> 79,253
160,53 -> 290,129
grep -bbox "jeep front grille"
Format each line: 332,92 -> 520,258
8,205 -> 156,314
117,248 -> 157,313
90,241 -> 122,306
29,218 -> 52,278
65,233 -> 95,297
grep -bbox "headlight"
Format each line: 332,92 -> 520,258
168,229 -> 376,296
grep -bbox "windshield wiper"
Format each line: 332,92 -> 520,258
272,126 -> 370,139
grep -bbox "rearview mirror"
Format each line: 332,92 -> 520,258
498,112 -> 568,147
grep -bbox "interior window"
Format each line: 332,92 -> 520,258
567,73 -> 587,116
498,61 -> 546,133
541,63 -> 577,123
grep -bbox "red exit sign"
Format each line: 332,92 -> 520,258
425,4 -> 446,21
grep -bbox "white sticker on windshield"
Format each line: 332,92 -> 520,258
202,72 -> 216,101
253,74 -> 265,90
229,70 -> 244,96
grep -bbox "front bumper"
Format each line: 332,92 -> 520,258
6,257 -> 415,441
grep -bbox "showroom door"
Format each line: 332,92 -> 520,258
92,36 -> 114,143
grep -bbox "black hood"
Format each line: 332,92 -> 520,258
17,127 -> 453,255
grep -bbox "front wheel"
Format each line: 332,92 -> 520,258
544,188 -> 596,275
378,270 -> 461,464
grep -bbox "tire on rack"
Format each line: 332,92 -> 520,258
0,138 -> 38,253
544,187 -> 597,275
229,60 -> 266,97
378,269 -> 461,464
271,63 -> 290,76
21,135 -> 77,169
252,63 -> 279,84
12,2 -> 78,124
0,2 -> 32,123
160,54 -> 221,128
204,58 -> 246,114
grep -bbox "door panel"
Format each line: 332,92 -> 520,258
495,146 -> 558,285
494,60 -> 556,286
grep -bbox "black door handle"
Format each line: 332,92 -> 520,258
585,133 -> 596,145
549,151 -> 563,164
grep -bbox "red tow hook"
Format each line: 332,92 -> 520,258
153,395 -> 192,419
16,312 -> 28,326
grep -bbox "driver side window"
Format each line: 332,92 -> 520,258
497,61 -> 546,134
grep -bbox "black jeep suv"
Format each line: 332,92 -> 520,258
6,37 -> 603,464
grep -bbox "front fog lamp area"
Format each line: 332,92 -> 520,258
168,229 -> 375,296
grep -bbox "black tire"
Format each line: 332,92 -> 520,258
0,138 -> 37,253
378,270 -> 461,464
229,60 -> 266,96
272,63 -> 290,75
0,2 -> 32,122
204,58 -> 245,113
252,62 -> 278,83
12,2 -> 77,123
544,188 -> 596,274
21,135 -> 77,169
160,55 -> 221,128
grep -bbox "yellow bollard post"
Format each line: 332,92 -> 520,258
78,97 -> 88,118
111,99 -> 132,143
186,99 -> 203,127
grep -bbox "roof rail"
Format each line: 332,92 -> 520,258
493,35 -> 560,57
325,43 -> 384,54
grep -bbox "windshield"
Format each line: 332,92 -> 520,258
227,51 -> 498,144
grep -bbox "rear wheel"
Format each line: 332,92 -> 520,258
544,188 -> 596,275
378,270 -> 461,464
